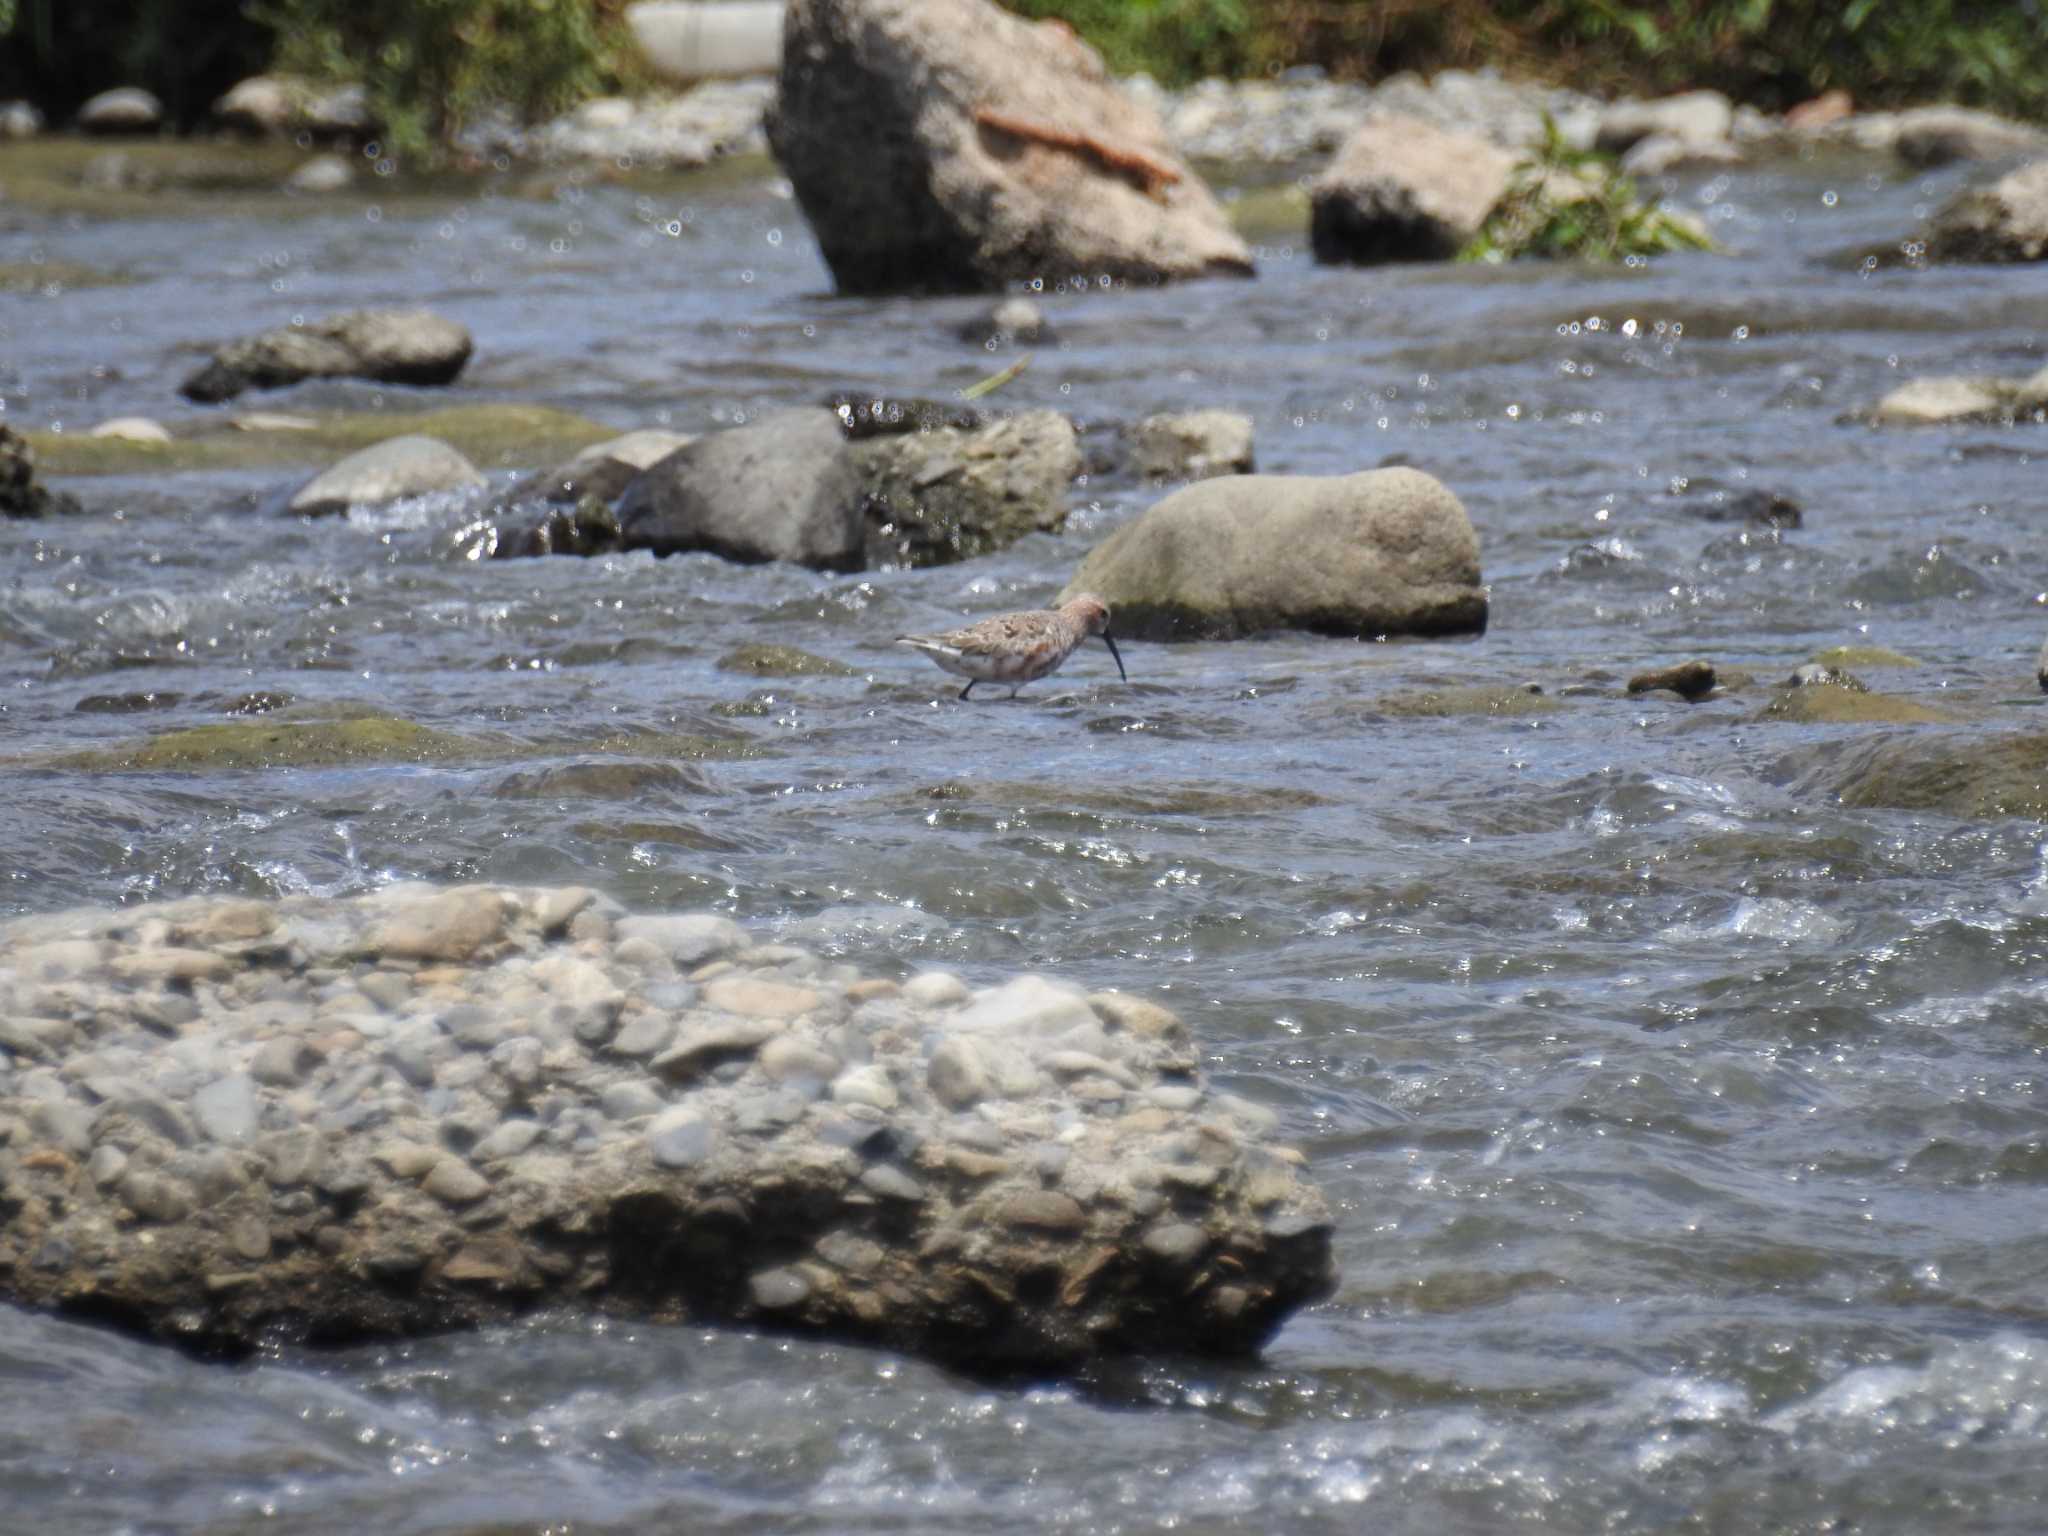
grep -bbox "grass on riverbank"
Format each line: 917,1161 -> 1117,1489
1012,0 -> 2048,118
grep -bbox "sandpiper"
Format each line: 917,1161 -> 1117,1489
896,594 -> 1128,700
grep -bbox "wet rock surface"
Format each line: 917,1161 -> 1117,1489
1310,113 -> 1518,265
769,0 -> 1252,293
1125,410 -> 1256,481
1,423 -> 82,519
1627,660 -> 1718,701
617,409 -> 866,571
0,885 -> 1334,1370
180,309 -> 475,404
1060,465 -> 1486,641
1927,161 -> 2048,264
855,409 -> 1080,567
288,436 -> 486,517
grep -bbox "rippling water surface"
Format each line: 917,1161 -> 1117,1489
5,145 -> 2048,1533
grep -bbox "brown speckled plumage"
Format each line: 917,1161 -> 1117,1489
896,594 -> 1128,700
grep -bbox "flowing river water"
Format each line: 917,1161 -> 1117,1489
4,138 -> 2048,1533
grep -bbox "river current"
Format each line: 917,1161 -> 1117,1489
4,141 -> 2048,1533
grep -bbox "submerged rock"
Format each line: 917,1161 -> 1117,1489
1125,410 -> 1254,480
1310,112 -> 1516,265
180,309 -> 474,403
1627,660 -> 1717,701
288,435 -> 485,516
490,497 -> 624,559
1927,161 -> 2048,263
618,409 -> 865,571
856,409 -> 1079,567
1787,730 -> 2048,819
769,0 -> 1252,293
717,643 -> 859,677
0,885 -> 1335,1370
1060,466 -> 1485,641
1,423 -> 82,518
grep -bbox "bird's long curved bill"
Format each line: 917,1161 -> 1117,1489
1101,632 -> 1128,683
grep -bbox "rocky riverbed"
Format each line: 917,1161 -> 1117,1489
9,23 -> 2048,1535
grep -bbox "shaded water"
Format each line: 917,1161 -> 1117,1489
5,144 -> 2048,1533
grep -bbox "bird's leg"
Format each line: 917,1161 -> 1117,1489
959,679 -> 977,701
1008,683 -> 1024,699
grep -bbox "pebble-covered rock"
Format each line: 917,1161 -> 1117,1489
288,436 -> 487,517
0,885 -> 1334,1370
1060,465 -> 1486,641
180,309 -> 475,404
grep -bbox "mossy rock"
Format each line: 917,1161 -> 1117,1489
578,730 -> 767,762
1226,183 -> 1311,241
29,404 -> 613,478
1756,685 -> 1955,725
1808,645 -> 1923,671
572,819 -> 747,852
1817,731 -> 2048,820
915,779 -> 1331,817
0,261 -> 132,293
57,715 -> 484,771
0,138 -> 317,217
492,761 -> 717,799
44,711 -> 765,774
1375,685 -> 1562,719
717,643 -> 859,678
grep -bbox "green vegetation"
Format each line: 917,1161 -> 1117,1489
252,0 -> 646,163
6,1 -> 2046,160
1014,1 -> 2048,118
1460,119 -> 1715,263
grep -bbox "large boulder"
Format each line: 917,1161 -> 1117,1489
855,409 -> 1079,566
1,423 -> 81,519
1310,113 -> 1517,264
0,885 -> 1336,1371
288,436 -> 486,517
618,409 -> 865,570
1059,466 -> 1486,641
1927,160 -> 2048,262
180,309 -> 474,403
768,0 -> 1252,293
